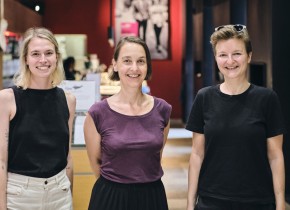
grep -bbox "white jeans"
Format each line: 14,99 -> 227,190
7,169 -> 73,210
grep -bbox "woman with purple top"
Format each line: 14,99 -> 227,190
83,36 -> 172,210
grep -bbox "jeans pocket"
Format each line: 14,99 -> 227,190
60,184 -> 70,192
7,182 -> 23,196
58,175 -> 71,193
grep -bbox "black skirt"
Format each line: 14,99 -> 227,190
88,176 -> 169,210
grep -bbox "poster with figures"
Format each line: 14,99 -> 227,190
115,0 -> 169,60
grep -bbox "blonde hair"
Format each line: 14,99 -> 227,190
13,27 -> 64,89
210,24 -> 252,56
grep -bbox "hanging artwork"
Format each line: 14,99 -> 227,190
115,0 -> 169,60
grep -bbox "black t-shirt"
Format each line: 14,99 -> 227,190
186,84 -> 285,204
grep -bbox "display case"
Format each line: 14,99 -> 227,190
2,31 -> 21,88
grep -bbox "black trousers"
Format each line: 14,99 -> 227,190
194,196 -> 276,210
137,20 -> 148,42
88,176 -> 168,210
153,24 -> 162,47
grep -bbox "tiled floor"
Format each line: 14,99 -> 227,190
162,130 -> 290,210
162,137 -> 191,210
72,128 -> 290,210
71,129 -> 192,210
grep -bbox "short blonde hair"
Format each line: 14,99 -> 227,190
210,24 -> 252,56
13,27 -> 64,89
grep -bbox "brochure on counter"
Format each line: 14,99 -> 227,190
73,115 -> 86,145
58,80 -> 98,112
59,80 -> 99,145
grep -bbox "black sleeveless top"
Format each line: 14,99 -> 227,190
8,86 -> 70,178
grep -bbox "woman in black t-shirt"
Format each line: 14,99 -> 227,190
186,25 -> 286,210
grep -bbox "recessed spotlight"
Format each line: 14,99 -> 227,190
35,5 -> 40,12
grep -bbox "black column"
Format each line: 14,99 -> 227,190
181,0 -> 194,122
272,0 -> 290,201
202,0 -> 215,87
230,0 -> 247,24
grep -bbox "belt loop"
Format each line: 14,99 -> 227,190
55,171 -> 60,185
25,177 -> 29,189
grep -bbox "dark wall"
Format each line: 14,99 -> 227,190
5,0 -> 42,34
42,0 -> 184,118
272,0 -> 290,199
247,0 -> 272,87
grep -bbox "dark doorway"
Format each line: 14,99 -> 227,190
249,62 -> 266,87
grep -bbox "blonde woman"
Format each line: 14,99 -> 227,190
0,27 -> 76,210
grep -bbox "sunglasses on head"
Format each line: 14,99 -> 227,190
215,24 -> 246,32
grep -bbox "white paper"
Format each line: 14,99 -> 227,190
85,73 -> 101,102
73,115 -> 86,145
59,80 -> 97,111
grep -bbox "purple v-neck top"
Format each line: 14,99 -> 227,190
88,97 -> 172,183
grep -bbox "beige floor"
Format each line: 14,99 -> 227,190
71,138 -> 191,210
162,138 -> 191,210
71,136 -> 290,210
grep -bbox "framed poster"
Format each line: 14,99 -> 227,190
115,0 -> 169,60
